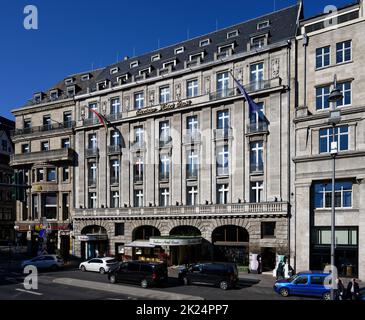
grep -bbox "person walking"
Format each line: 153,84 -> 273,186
346,278 -> 360,300
335,278 -> 345,300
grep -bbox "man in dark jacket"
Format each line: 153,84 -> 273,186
346,278 -> 360,300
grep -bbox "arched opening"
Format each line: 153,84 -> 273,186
169,226 -> 202,265
80,225 -> 108,260
212,225 -> 249,266
129,225 -> 163,262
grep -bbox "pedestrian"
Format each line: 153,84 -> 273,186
257,255 -> 262,274
276,260 -> 285,280
347,278 -> 360,300
336,278 -> 345,300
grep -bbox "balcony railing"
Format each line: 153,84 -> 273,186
110,177 -> 119,185
159,173 -> 170,181
88,179 -> 97,187
209,88 -> 236,101
250,163 -> 264,174
10,148 -> 75,167
183,130 -> 201,144
108,145 -> 122,154
159,137 -> 172,147
130,141 -> 145,152
83,118 -> 100,126
246,122 -> 269,134
214,128 -> 233,140
85,148 -> 99,158
186,170 -> 198,180
106,113 -> 123,122
134,175 -> 143,184
12,121 -> 75,137
217,167 -> 229,176
74,201 -> 289,217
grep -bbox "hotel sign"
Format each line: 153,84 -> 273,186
136,100 -> 192,116
149,237 -> 202,246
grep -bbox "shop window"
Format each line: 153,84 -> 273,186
115,223 -> 125,236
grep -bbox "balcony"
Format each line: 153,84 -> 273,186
246,122 -> 269,135
130,141 -> 145,152
108,145 -> 122,155
159,137 -> 172,148
10,148 -> 75,167
250,163 -> 264,174
85,148 -> 99,158
214,128 -> 233,140
106,113 -> 123,122
183,130 -> 201,144
74,201 -> 289,218
209,88 -> 236,101
12,121 -> 75,138
134,175 -> 143,184
83,118 -> 100,127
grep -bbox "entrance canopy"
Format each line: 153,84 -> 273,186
150,236 -> 202,246
125,240 -> 156,248
78,234 -> 108,241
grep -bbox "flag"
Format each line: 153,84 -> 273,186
85,105 -> 109,130
229,71 -> 266,122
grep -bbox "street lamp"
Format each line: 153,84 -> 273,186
327,74 -> 343,300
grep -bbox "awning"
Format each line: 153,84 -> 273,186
150,236 -> 202,246
78,234 -> 108,241
125,241 -> 156,248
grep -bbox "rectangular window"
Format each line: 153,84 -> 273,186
336,40 -> 352,64
88,103 -> 98,119
134,157 -> 144,183
115,223 -> 125,236
187,150 -> 199,179
110,130 -> 121,146
110,160 -> 120,184
134,190 -> 144,207
216,145 -> 229,176
249,102 -> 265,125
88,134 -> 97,149
316,85 -> 331,110
251,36 -> 265,49
187,116 -> 199,131
217,110 -> 230,132
41,141 -> 49,151
199,39 -> 210,47
336,82 -> 352,107
217,72 -> 230,95
313,227 -> 357,246
261,222 -> 276,239
174,47 -> 184,55
62,167 -> 69,182
250,63 -> 264,83
159,121 -> 170,143
151,54 -> 161,62
32,194 -> 39,220
42,193 -> 57,220
62,193 -> 69,220
319,126 -> 349,153
314,181 -> 353,209
250,141 -> 264,173
134,92 -> 144,110
37,168 -> 44,182
88,192 -> 97,209
250,181 -> 263,203
187,79 -> 199,98
22,144 -> 30,153
63,112 -> 72,125
159,188 -> 170,207
23,119 -> 32,129
316,46 -> 331,69
159,86 -> 171,104
187,186 -> 198,206
217,184 -> 229,204
134,126 -> 144,145
88,162 -> 97,186
227,30 -> 239,38
257,21 -> 270,29
47,168 -> 56,182
111,98 -> 121,114
159,155 -> 170,180
111,191 -> 120,208
61,138 -> 70,149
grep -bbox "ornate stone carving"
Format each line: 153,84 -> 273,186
272,58 -> 280,78
204,76 -> 211,94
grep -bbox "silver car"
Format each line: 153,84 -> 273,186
21,255 -> 64,271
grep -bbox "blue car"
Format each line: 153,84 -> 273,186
274,271 -> 332,300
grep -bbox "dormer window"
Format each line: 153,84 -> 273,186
110,67 -> 119,75
50,90 -> 59,101
130,61 -> 139,68
151,54 -> 161,62
189,52 -> 204,61
217,43 -> 235,58
97,81 -> 107,91
174,47 -> 185,55
65,78 -> 74,85
34,93 -> 42,104
199,39 -> 211,47
81,74 -> 90,81
66,86 -> 75,97
251,35 -> 266,50
139,67 -> 151,77
257,20 -> 270,30
117,74 -> 129,84
163,60 -> 177,69
227,30 -> 239,39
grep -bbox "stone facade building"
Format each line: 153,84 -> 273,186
294,0 -> 365,280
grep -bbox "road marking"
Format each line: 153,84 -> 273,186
15,289 -> 43,296
106,298 -> 125,300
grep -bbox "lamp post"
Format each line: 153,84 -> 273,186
327,74 -> 343,300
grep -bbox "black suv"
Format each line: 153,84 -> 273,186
108,261 -> 168,288
178,262 -> 238,290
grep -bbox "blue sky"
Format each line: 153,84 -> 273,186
0,0 -> 356,120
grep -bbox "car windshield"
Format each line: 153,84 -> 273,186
288,274 -> 299,282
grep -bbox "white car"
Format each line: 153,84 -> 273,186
21,255 -> 64,270
79,257 -> 119,274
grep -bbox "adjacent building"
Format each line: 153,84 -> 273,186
295,0 -> 365,280
0,117 -> 15,245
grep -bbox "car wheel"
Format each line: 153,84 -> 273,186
323,292 -> 331,300
110,275 -> 117,284
279,288 -> 289,297
141,279 -> 148,288
219,281 -> 229,290
81,265 -> 86,272
99,268 -> 105,274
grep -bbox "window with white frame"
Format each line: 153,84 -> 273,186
117,74 -> 128,84
217,72 -> 230,95
88,162 -> 97,185
316,46 -> 330,69
250,181 -> 263,203
251,36 -> 265,49
134,126 -> 144,145
88,133 -> 97,150
134,92 -> 144,109
159,86 -> 171,104
250,141 -> 264,172
65,78 -> 73,85
187,79 -> 199,98
249,102 -> 265,126
250,63 -> 264,83
159,121 -> 170,142
316,85 -> 330,110
319,126 -> 349,154
151,54 -> 161,62
110,160 -> 120,184
314,181 -> 352,209
187,115 -> 199,132
130,61 -> 139,68
111,191 -> 119,208
187,186 -> 198,206
111,97 -> 121,114
216,145 -> 229,176
163,60 -> 176,69
88,103 -> 98,118
81,74 -> 90,81
199,39 -> 210,47
187,149 -> 199,178
110,130 -> 120,146
88,192 -> 97,209
257,20 -> 270,30
174,47 -> 185,54
159,188 -> 170,207
110,67 -> 119,75
134,157 -> 144,182
61,138 -> 70,149
190,52 -> 204,61
336,40 -> 352,64
217,184 -> 229,204
134,190 -> 144,207
227,30 -> 239,38
336,81 -> 352,107
217,110 -> 230,132
159,154 -> 170,180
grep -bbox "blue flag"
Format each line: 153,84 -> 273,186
230,71 -> 266,122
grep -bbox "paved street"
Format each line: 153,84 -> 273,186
0,259 -> 313,300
